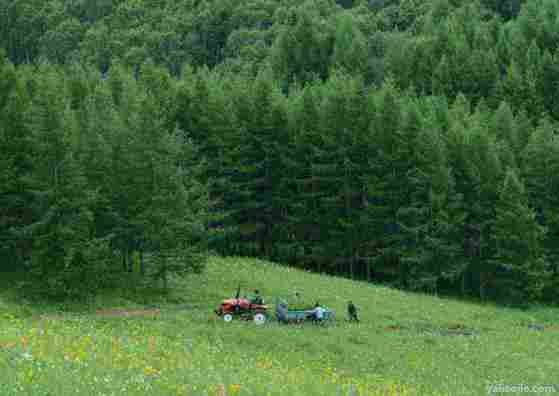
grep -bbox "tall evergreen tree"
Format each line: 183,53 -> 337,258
0,55 -> 35,271
125,90 -> 209,288
314,72 -> 370,278
490,168 -> 547,302
521,118 -> 559,299
541,51 -> 559,121
226,71 -> 290,258
464,118 -> 503,300
397,105 -> 465,294
271,5 -> 333,87
283,82 -> 327,269
330,13 -> 368,76
366,82 -> 414,284
23,65 -> 101,297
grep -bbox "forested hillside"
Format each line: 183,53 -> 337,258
2,0 -> 559,303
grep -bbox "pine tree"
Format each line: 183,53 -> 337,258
0,55 -> 35,271
491,168 -> 548,302
128,92 -> 209,289
23,65 -> 100,297
468,48 -> 498,104
398,110 -> 465,294
521,118 -> 559,299
283,82 -> 327,269
445,96 -> 504,298
492,101 -> 519,151
330,13 -> 367,76
432,55 -> 452,97
366,82 -> 415,285
541,51 -> 559,121
522,41 -> 545,118
464,117 -> 503,300
104,68 -> 143,274
491,101 -> 519,172
314,71 -> 370,278
174,69 -> 236,255
495,61 -> 526,114
225,71 -> 290,258
271,6 -> 333,87
73,77 -> 122,279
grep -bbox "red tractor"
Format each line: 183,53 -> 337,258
215,288 -> 269,325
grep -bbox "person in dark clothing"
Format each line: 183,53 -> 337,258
251,289 -> 263,305
347,301 -> 359,322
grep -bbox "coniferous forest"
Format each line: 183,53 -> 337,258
1,0 -> 559,304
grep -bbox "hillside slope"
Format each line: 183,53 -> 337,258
0,256 -> 558,395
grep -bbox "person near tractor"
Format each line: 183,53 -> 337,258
250,289 -> 263,305
347,301 -> 359,322
293,291 -> 310,310
294,291 -> 302,308
310,302 -> 326,324
276,299 -> 288,323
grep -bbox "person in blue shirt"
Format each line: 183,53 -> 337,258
310,302 -> 326,324
276,299 -> 288,323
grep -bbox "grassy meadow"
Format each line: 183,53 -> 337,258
1,256 -> 558,396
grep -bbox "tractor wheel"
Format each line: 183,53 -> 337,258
253,313 -> 266,325
223,314 -> 233,322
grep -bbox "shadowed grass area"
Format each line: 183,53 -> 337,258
1,256 -> 558,395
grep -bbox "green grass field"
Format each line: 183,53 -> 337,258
1,256 -> 558,396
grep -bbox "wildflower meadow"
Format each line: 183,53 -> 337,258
1,257 -> 557,395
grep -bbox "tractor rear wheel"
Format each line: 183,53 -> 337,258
253,313 -> 266,325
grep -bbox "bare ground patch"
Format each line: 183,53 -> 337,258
384,322 -> 480,336
94,308 -> 161,317
34,308 -> 161,321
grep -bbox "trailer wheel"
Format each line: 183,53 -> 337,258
253,313 -> 266,325
223,314 -> 233,322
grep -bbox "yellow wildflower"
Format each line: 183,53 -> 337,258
143,366 -> 159,376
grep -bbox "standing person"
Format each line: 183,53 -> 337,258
233,285 -> 242,314
311,302 -> 326,324
347,301 -> 359,322
294,291 -> 303,309
251,289 -> 263,305
276,299 -> 288,323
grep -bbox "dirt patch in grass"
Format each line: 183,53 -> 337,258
384,322 -> 479,336
544,325 -> 559,331
528,324 -> 559,331
34,308 -> 161,321
31,303 -> 202,321
94,308 -> 161,317
386,324 -> 406,331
